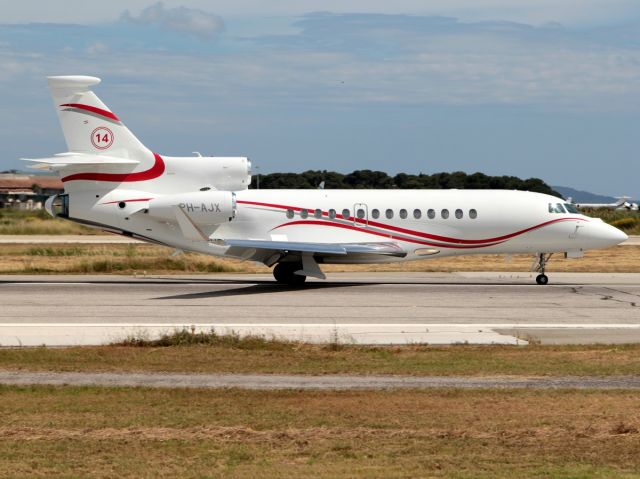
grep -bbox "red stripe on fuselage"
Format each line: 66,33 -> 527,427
271,220 -> 504,249
237,199 -> 588,246
61,153 -> 165,183
59,103 -> 120,122
100,198 -> 154,205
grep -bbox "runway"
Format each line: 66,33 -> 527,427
1,272 -> 639,346
2,370 -> 640,390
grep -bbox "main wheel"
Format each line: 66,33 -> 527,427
536,274 -> 549,285
273,262 -> 306,285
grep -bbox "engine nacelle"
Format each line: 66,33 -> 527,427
147,191 -> 236,225
192,157 -> 251,191
172,156 -> 251,191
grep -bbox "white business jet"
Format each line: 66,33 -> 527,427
24,76 -> 627,285
572,197 -> 639,211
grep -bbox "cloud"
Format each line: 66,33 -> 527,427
86,42 -> 109,55
120,2 -> 225,40
237,13 -> 640,110
2,13 -> 640,113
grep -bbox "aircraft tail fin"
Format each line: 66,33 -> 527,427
47,76 -> 150,160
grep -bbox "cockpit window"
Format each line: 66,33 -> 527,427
548,203 -> 566,214
564,203 -> 580,214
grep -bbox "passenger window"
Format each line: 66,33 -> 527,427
455,209 -> 463,219
371,209 -> 380,219
356,208 -> 366,219
300,209 -> 308,219
399,209 -> 408,219
413,209 -> 421,219
341,208 -> 350,219
564,203 -> 579,214
469,209 -> 477,219
314,208 -> 322,219
286,209 -> 294,219
427,209 -> 435,219
441,209 -> 449,219
385,209 -> 394,219
328,209 -> 336,219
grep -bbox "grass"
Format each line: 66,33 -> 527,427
1,242 -> 640,274
0,208 -> 96,235
2,341 -> 640,376
0,386 -> 639,477
0,244 -> 240,274
118,328 -> 281,348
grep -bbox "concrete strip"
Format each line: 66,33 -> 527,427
0,323 -> 526,346
496,328 -> 640,345
1,371 -> 640,390
2,323 -> 640,347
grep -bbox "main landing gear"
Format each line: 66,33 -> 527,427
534,253 -> 551,285
273,261 -> 306,285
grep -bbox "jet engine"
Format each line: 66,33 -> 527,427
202,157 -> 252,191
147,191 -> 236,225
168,156 -> 252,191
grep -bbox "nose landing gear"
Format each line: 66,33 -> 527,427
536,273 -> 549,285
534,253 -> 551,285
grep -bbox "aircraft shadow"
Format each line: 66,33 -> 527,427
154,281 -> 367,300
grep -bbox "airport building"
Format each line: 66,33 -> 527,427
0,173 -> 63,210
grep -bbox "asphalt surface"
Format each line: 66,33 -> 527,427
0,272 -> 639,345
2,371 -> 640,390
1,272 -> 639,324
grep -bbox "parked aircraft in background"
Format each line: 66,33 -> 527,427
568,197 -> 639,211
23,76 -> 628,285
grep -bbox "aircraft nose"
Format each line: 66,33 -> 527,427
579,220 -> 628,249
597,222 -> 628,247
609,224 -> 629,244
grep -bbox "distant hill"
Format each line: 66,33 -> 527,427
552,186 -> 618,203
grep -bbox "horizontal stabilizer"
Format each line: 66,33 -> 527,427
21,153 -> 140,170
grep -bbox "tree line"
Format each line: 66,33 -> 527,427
252,170 -> 561,197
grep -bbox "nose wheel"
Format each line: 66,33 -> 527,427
536,274 -> 549,285
533,253 -> 551,285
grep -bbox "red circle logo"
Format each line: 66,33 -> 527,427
91,127 -> 114,150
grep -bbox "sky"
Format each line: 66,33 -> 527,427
1,1 -> 639,197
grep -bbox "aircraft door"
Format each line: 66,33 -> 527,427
353,203 -> 368,227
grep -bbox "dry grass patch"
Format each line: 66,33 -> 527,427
2,343 -> 640,376
0,209 -> 96,235
0,386 -> 639,477
1,243 -> 639,274
0,243 -> 246,274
